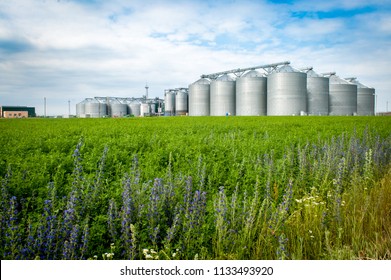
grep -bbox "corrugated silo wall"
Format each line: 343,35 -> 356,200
307,76 -> 329,116
189,80 -> 210,116
357,87 -> 375,116
329,84 -> 357,116
267,72 -> 307,116
210,79 -> 236,116
236,76 -> 267,116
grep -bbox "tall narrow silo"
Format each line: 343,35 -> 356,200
128,102 -> 141,117
150,102 -> 157,115
267,65 -> 307,116
175,89 -> 188,116
346,78 -> 375,116
110,100 -> 128,117
210,74 -> 236,116
307,69 -> 329,116
189,78 -> 210,116
76,99 -> 86,118
329,75 -> 357,116
140,103 -> 150,117
236,70 -> 267,116
164,90 -> 176,116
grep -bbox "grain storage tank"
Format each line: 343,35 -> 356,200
85,98 -> 107,118
164,90 -> 176,116
149,102 -> 156,115
140,103 -> 150,117
236,70 -> 267,116
210,74 -> 236,116
128,102 -> 141,117
346,78 -> 375,116
189,78 -> 210,116
267,65 -> 307,116
110,99 -> 128,117
306,69 -> 329,116
329,75 -> 357,116
76,99 -> 86,118
175,89 -> 188,116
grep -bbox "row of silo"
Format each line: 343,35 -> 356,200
188,66 -> 375,116
164,88 -> 189,116
76,98 -> 161,118
188,66 -> 307,116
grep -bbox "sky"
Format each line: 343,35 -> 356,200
1,0 -> 390,116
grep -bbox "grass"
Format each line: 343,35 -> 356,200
0,116 -> 390,259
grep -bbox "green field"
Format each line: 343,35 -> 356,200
0,116 -> 390,260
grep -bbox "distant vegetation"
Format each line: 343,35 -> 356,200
0,116 -> 390,260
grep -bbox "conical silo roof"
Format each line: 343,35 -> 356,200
216,74 -> 234,81
306,69 -> 322,77
242,70 -> 264,78
329,75 -> 353,85
276,65 -> 300,73
192,78 -> 210,85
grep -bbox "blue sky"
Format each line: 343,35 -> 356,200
1,0 -> 390,115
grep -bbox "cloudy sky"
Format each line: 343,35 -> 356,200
1,0 -> 390,116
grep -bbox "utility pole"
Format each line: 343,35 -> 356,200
44,97 -> 46,117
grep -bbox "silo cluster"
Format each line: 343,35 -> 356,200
162,88 -> 189,116
75,61 -> 375,118
184,62 -> 375,116
76,97 -> 163,118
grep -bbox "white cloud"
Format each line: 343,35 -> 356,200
0,0 -> 390,115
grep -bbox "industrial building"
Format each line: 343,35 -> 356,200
0,106 -> 36,118
76,61 -> 376,118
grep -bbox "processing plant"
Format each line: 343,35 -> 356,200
76,61 -> 375,117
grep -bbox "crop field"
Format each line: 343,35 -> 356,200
0,116 -> 390,260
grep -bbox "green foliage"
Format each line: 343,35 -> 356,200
0,116 -> 390,259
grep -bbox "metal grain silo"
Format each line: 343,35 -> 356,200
164,90 -> 176,116
189,78 -> 210,116
175,89 -> 188,116
267,65 -> 307,116
140,103 -> 150,117
149,102 -> 156,115
76,99 -> 86,118
128,102 -> 141,117
329,75 -> 357,116
236,70 -> 267,116
85,98 -> 107,118
110,100 -> 128,117
346,78 -> 375,116
306,69 -> 329,116
210,74 -> 236,116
